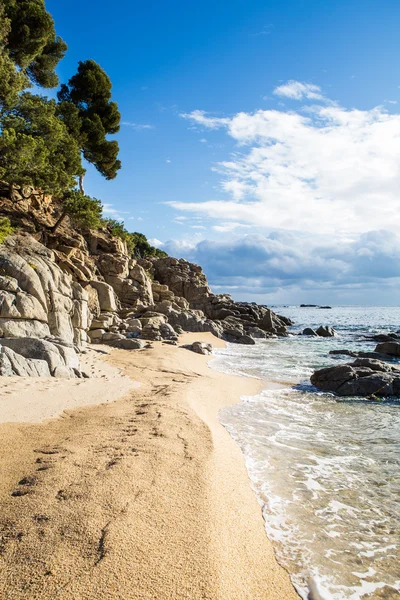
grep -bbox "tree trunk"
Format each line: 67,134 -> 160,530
50,211 -> 67,233
79,174 -> 85,195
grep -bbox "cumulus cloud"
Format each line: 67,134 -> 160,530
273,80 -> 326,101
158,230 -> 400,303
177,92 -> 400,235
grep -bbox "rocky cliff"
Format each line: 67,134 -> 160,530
0,186 -> 291,377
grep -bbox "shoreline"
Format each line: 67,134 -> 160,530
0,333 -> 299,599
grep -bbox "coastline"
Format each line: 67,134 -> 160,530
0,333 -> 299,599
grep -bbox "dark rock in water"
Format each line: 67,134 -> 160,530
316,326 -> 336,337
375,342 -> 400,357
277,314 -> 294,326
311,358 -> 400,397
329,349 -> 397,361
373,333 -> 399,343
318,306 -> 332,309
302,328 -> 318,337
300,304 -> 331,309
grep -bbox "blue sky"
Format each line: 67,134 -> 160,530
46,0 -> 400,304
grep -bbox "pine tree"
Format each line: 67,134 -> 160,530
58,60 -> 121,190
3,0 -> 67,88
51,190 -> 103,233
0,94 -> 84,194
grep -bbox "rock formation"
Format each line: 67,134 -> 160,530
311,358 -> 400,398
0,186 -> 291,377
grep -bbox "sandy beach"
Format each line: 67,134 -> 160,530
0,333 -> 299,600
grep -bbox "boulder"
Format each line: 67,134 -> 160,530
90,312 -> 114,330
303,328 -> 318,336
375,342 -> 400,357
191,341 -> 213,355
311,359 -> 400,397
126,318 -> 142,334
373,334 -> 399,343
0,338 -> 78,375
88,329 -> 105,341
329,349 -> 396,361
101,332 -> 125,343
316,326 -> 336,337
0,318 -> 50,339
237,334 -> 256,345
0,346 -> 51,377
89,281 -> 117,312
113,338 -> 145,350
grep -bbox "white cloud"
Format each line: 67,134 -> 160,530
176,94 -> 400,235
166,159 -> 171,163
121,121 -> 153,130
102,204 -> 125,220
148,238 -> 163,247
273,80 -> 325,101
212,222 -> 250,233
157,230 -> 400,304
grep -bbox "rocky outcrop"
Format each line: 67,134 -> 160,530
0,187 -> 293,379
0,234 -> 91,377
152,257 -> 291,342
311,358 -> 400,397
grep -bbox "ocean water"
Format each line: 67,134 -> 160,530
211,306 -> 400,600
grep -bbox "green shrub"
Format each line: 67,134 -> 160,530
0,217 -> 15,243
100,220 -> 168,259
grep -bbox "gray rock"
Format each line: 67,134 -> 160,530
191,341 -> 213,355
88,328 -> 105,340
303,328 -> 318,336
0,318 -> 50,339
237,334 -> 256,345
373,333 -> 399,343
101,332 -> 125,342
0,346 -> 51,377
159,322 -> 178,341
375,342 -> 400,357
316,326 -> 336,337
0,338 -> 72,374
114,338 -> 146,350
311,359 -> 400,397
53,365 -> 77,379
246,326 -> 268,339
89,280 -> 118,312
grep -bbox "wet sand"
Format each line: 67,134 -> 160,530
0,333 -> 299,600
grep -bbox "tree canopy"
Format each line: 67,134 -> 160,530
51,190 -> 103,233
0,5 -> 28,111
0,93 -> 83,193
58,60 -> 121,183
0,1 -> 153,250
3,0 -> 67,88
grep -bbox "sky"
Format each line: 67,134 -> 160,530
46,0 -> 400,305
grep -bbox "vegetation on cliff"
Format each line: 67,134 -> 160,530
0,0 -> 165,260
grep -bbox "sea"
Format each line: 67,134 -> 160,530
210,306 -> 400,600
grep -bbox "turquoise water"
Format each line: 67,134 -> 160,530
211,307 -> 400,600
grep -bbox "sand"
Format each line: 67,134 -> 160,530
0,333 -> 299,600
